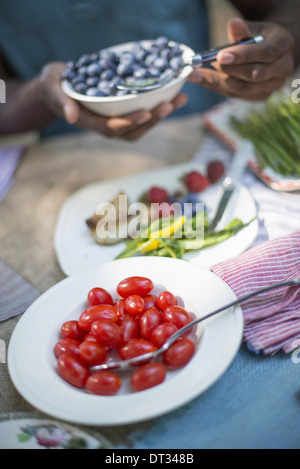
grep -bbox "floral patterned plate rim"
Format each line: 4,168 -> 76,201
0,412 -> 111,449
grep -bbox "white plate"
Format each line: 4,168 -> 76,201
8,257 -> 243,426
54,162 -> 258,276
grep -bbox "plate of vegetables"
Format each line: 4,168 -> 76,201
8,257 -> 243,425
203,91 -> 300,191
54,162 -> 258,276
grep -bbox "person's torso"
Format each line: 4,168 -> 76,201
0,0 -> 223,135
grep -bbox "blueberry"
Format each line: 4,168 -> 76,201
74,83 -> 88,94
71,75 -> 86,86
144,54 -> 157,67
116,62 -> 134,77
134,48 -> 148,62
148,67 -> 160,78
97,80 -> 111,95
160,48 -> 171,60
169,56 -> 184,71
110,76 -> 122,87
133,67 -> 149,79
100,69 -> 115,81
86,76 -> 99,87
86,87 -> 106,97
99,49 -> 118,63
155,36 -> 169,49
120,51 -> 136,65
62,68 -> 77,80
169,44 -> 182,58
99,58 -> 116,70
77,66 -> 88,76
86,62 -> 102,76
153,57 -> 169,71
76,54 -> 93,67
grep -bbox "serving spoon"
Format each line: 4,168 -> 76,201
117,35 -> 264,92
90,278 -> 300,372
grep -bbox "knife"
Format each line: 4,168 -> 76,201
208,139 -> 254,233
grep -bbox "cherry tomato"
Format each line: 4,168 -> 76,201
57,354 -> 89,388
118,338 -> 156,361
143,294 -> 158,309
118,314 -> 139,343
114,299 -> 126,317
163,337 -> 195,368
78,340 -> 107,366
157,291 -> 177,311
86,371 -> 122,396
130,362 -> 166,392
60,320 -> 87,341
124,295 -> 145,316
78,304 -> 118,331
139,307 -> 162,339
54,338 -> 80,358
83,332 -> 98,343
116,276 -> 154,298
163,305 -> 192,329
151,322 -> 178,349
91,319 -> 122,348
87,287 -> 113,306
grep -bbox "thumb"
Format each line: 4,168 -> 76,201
227,17 -> 252,43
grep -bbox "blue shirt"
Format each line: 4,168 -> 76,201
0,0 -> 223,135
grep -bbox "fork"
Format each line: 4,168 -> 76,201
90,278 -> 300,372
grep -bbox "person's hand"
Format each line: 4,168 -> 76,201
37,62 -> 188,140
189,18 -> 295,101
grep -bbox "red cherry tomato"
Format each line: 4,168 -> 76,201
130,363 -> 166,392
157,291 -> 177,311
87,287 -> 113,306
118,338 -> 157,361
163,337 -> 195,368
118,314 -> 139,343
86,371 -> 122,396
114,299 -> 126,317
143,294 -> 158,309
139,307 -> 162,339
60,320 -> 87,341
151,322 -> 178,349
116,276 -> 154,298
83,332 -> 98,343
91,319 -> 122,348
54,338 -> 80,358
163,305 -> 192,329
57,354 -> 89,388
78,340 -> 107,366
78,304 -> 118,331
124,295 -> 145,316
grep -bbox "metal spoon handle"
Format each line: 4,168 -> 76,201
190,35 -> 264,68
91,278 -> 300,372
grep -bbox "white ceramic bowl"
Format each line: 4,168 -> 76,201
61,40 -> 194,117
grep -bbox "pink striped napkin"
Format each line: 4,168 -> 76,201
211,230 -> 300,356
0,261 -> 40,322
0,145 -> 25,203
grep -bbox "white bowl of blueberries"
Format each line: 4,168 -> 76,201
61,36 -> 194,117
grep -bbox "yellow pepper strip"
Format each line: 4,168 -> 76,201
149,216 -> 186,239
136,238 -> 160,253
